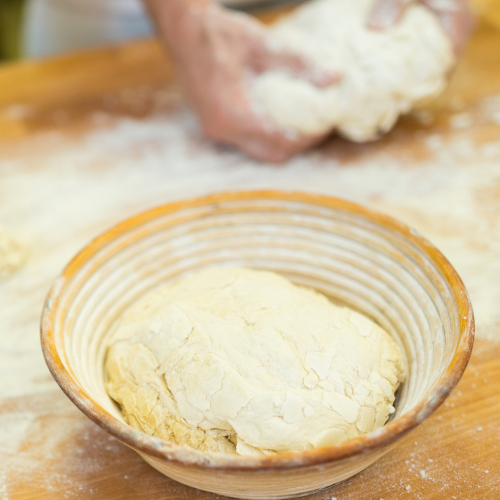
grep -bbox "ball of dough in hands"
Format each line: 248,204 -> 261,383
105,268 -> 406,455
250,0 -> 455,141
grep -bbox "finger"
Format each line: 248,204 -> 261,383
253,44 -> 341,88
229,113 -> 329,163
422,0 -> 476,55
235,127 -> 327,163
270,50 -> 341,87
204,119 -> 293,163
231,131 -> 325,163
203,97 -> 326,163
366,0 -> 415,29
234,137 -> 296,163
198,82 -> 328,161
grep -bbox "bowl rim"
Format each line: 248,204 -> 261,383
40,190 -> 475,471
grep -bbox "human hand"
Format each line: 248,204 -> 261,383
367,0 -> 475,55
146,0 -> 340,162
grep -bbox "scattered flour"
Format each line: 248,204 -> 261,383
481,94 -> 500,125
1,88 -> 500,495
0,231 -> 27,280
251,0 -> 454,140
449,112 -> 473,129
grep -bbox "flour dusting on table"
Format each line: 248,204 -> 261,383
1,90 -> 500,496
0,231 -> 27,280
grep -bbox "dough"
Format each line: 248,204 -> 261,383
105,268 -> 405,455
0,231 -> 27,280
250,0 -> 455,141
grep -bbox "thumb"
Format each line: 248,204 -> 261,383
367,0 -> 415,29
253,41 -> 341,88
422,0 -> 476,55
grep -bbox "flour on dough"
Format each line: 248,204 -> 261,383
250,0 -> 455,141
0,231 -> 27,280
105,268 -> 405,455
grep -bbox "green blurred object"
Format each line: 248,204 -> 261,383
0,0 -> 25,60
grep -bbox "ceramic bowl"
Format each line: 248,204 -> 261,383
41,191 -> 474,499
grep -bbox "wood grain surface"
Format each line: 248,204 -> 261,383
6,341 -> 500,500
1,10 -> 500,500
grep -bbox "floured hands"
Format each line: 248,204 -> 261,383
144,0 -> 474,162
367,0 -> 475,55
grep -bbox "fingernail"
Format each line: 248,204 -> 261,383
371,7 -> 399,29
424,0 -> 458,13
368,0 -> 408,29
315,70 -> 342,88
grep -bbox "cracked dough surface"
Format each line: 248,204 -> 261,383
251,0 -> 455,141
105,268 -> 405,455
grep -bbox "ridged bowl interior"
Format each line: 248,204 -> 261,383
41,191 -> 473,477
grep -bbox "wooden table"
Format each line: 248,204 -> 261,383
1,10 -> 499,500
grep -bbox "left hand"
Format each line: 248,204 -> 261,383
143,0 -> 341,163
366,0 -> 475,55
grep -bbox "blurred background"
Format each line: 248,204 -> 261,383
1,0 -> 498,62
0,0 -> 288,61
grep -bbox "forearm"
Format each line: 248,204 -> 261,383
142,0 -> 213,42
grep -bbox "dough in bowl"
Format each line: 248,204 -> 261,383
250,0 -> 455,141
105,268 -> 406,455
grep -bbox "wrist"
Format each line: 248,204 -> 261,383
143,0 -> 212,34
